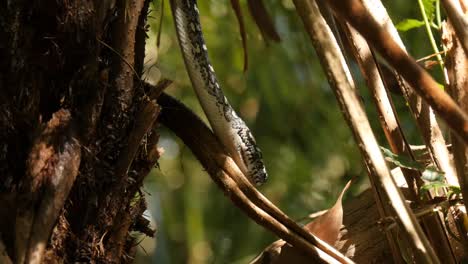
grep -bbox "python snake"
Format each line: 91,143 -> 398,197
170,0 -> 268,185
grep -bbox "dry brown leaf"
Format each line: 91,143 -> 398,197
250,180 -> 352,264
249,240 -> 311,264
305,180 -> 352,244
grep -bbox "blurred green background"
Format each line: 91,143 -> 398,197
136,0 -> 440,263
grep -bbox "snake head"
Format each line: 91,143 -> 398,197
250,161 -> 268,186
239,129 -> 268,186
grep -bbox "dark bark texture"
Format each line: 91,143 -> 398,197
0,1 -> 159,263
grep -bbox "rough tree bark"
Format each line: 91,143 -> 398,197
0,1 -> 159,263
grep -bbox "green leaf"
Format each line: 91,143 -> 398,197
381,147 -> 447,182
420,181 -> 449,196
420,181 -> 461,198
421,166 -> 445,181
447,185 -> 462,198
423,0 -> 437,22
396,19 -> 425,31
380,147 -> 425,171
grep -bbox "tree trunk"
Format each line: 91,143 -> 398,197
0,1 -> 158,263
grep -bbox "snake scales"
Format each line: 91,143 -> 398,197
170,0 -> 268,185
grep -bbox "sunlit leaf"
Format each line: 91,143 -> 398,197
396,19 -> 425,31
420,181 -> 460,197
421,166 -> 445,182
380,147 -> 425,171
420,181 -> 449,195
447,185 -> 462,197
422,0 -> 436,22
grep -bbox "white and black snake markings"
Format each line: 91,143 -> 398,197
170,0 -> 268,185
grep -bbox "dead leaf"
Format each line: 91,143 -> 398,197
304,180 -> 352,244
250,180 -> 352,264
249,240 -> 311,264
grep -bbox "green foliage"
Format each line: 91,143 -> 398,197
380,147 -> 459,200
396,18 -> 425,31
422,0 -> 437,22
422,0 -> 438,23
419,182 -> 460,197
380,147 -> 445,182
380,147 -> 425,171
421,166 -> 445,182
395,0 -> 437,32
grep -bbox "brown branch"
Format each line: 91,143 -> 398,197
157,92 -> 353,263
97,0 -> 147,155
383,0 -> 460,188
127,82 -> 173,192
135,0 -> 151,75
110,0 -> 146,106
325,0 -> 468,143
105,97 -> 160,262
15,109 -> 81,264
338,21 -> 421,198
292,0 -> 439,262
441,0 -> 468,56
443,20 -> 468,223
356,0 -> 459,188
247,0 -> 281,42
339,16 -> 457,264
230,0 -> 249,71
114,98 -> 160,186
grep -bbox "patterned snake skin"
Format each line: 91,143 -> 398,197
170,0 -> 268,185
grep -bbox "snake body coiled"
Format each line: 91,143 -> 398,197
170,0 -> 268,185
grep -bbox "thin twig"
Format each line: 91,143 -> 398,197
417,0 -> 445,73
